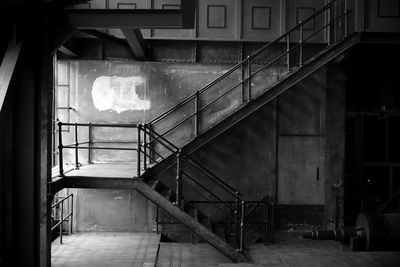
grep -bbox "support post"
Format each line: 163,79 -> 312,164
175,150 -> 182,209
344,0 -> 349,37
234,191 -> 239,235
299,21 -> 303,67
194,91 -> 199,137
327,5 -> 331,45
247,56 -> 251,102
264,198 -> 268,245
137,124 -> 141,177
74,122 -> 79,169
70,194 -> 73,234
58,122 -> 64,176
148,123 -> 153,163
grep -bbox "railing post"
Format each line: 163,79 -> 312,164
58,122 -> 64,176
148,123 -> 153,164
234,191 -> 239,238
70,194 -> 73,234
60,200 -> 64,244
228,203 -> 232,235
88,123 -> 92,164
137,124 -> 141,177
344,0 -> 349,37
239,200 -> 245,253
327,5 -> 331,45
155,206 -> 159,234
74,122 -> 79,169
264,197 -> 268,245
175,150 -> 182,209
270,201 -> 275,243
143,123 -> 147,170
299,21 -> 303,67
247,56 -> 251,102
286,35 -> 290,72
194,91 -> 199,137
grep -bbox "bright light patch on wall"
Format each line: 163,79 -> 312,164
92,76 -> 150,113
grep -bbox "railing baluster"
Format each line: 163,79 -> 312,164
194,91 -> 199,137
175,150 -> 182,209
74,122 -> 79,169
247,56 -> 251,102
58,122 -> 64,176
60,200 -> 64,244
327,5 -> 331,45
143,124 -> 147,170
264,197 -> 268,245
234,191 -> 239,237
70,194 -> 73,234
137,125 -> 141,177
239,200 -> 245,253
286,35 -> 290,72
88,123 -> 92,164
299,21 -> 303,67
344,0 -> 348,37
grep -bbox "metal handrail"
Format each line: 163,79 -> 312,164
51,193 -> 73,244
149,0 -> 345,127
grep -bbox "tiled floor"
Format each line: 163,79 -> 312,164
52,232 -> 160,267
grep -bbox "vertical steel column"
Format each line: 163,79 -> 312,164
239,200 -> 245,253
74,123 -> 79,169
299,21 -> 304,67
175,150 -> 182,209
194,91 -> 199,137
286,35 -> 290,72
88,123 -> 92,164
58,122 -> 64,176
143,124 -> 147,170
60,200 -> 64,244
137,124 -> 141,177
247,56 -> 251,102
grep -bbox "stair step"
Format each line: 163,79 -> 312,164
146,179 -> 159,190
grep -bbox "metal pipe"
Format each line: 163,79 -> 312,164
247,56 -> 251,102
299,21 -> 303,67
59,122 -> 138,128
74,123 -> 79,169
270,201 -> 275,243
239,200 -> 245,253
327,6 -> 331,45
148,123 -> 154,164
344,2 -> 348,37
234,191 -> 239,235
228,203 -> 232,235
71,194 -> 73,234
63,146 -> 136,151
194,91 -> 199,137
88,123 -> 92,164
58,122 -> 64,176
137,124 -> 141,177
175,150 -> 182,209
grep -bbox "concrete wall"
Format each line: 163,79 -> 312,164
56,58 -> 344,231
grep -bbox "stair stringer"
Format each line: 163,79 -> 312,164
131,179 -> 251,263
145,32 -> 361,176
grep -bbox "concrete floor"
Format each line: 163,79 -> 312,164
51,231 -> 400,267
51,232 -> 160,267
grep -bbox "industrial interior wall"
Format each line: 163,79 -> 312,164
56,59 -> 344,231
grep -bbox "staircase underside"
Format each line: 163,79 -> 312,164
146,32 -> 361,176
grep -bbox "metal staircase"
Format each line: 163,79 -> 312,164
133,0 -> 358,262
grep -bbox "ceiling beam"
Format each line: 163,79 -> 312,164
0,34 -> 22,113
58,45 -> 77,57
121,29 -> 146,59
80,29 -> 129,47
65,9 -> 185,29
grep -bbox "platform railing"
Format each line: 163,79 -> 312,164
138,124 -> 247,252
51,193 -> 73,244
57,122 -> 139,176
